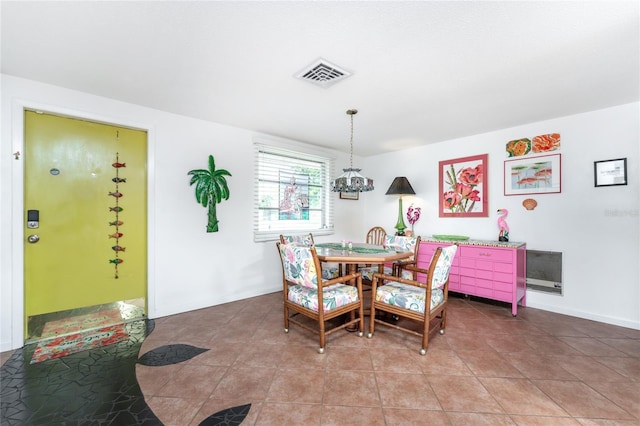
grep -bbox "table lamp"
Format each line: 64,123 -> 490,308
385,177 -> 416,235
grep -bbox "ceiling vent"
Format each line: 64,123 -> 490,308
295,58 -> 352,88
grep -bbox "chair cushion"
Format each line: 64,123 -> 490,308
282,234 -> 314,246
360,265 -> 414,281
288,283 -> 359,312
430,245 -> 458,289
321,262 -> 341,280
280,243 -> 318,288
359,265 -> 393,281
384,235 -> 418,253
375,282 -> 444,314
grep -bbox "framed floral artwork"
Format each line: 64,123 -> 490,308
439,154 -> 488,217
504,153 -> 561,195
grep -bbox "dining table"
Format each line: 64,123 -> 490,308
314,242 -> 412,275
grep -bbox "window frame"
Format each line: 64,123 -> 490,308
253,137 -> 335,242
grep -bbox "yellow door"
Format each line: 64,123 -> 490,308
24,111 -> 147,336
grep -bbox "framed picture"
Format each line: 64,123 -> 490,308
339,191 -> 359,200
594,158 -> 627,187
439,154 -> 488,217
504,153 -> 561,196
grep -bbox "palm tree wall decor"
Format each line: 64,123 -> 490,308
188,154 -> 231,233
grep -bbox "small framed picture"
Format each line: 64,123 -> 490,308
504,154 -> 561,196
594,158 -> 627,187
339,191 -> 359,200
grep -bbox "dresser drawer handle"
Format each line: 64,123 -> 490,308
479,252 -> 491,257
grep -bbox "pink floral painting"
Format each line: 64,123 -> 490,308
439,154 -> 488,217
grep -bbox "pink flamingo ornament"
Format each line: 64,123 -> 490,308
497,209 -> 509,242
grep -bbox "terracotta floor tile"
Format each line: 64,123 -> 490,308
279,344 -> 328,369
484,334 -> 539,353
444,332 -> 496,352
504,353 -> 579,380
255,402 -> 322,425
384,408 -> 450,425
524,335 -> 584,356
479,377 -> 567,416
321,405 -> 386,425
233,342 -> 286,368
447,412 -> 517,425
557,336 -> 628,357
370,346 -> 424,372
145,396 -> 205,426
210,367 -> 277,400
325,346 -> 374,370
417,349 -> 473,376
456,349 -> 525,378
323,370 -> 380,407
376,372 -> 441,409
583,381 -> 640,419
427,374 -> 503,413
596,337 -> 640,357
508,415 -> 581,425
553,355 -> 630,383
593,356 -> 640,380
266,368 -> 325,404
532,379 -> 635,420
153,364 -> 227,398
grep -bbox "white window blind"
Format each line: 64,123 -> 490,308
254,142 -> 334,242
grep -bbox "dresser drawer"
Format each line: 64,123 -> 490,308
460,245 -> 513,263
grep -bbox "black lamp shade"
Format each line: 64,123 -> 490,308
385,177 -> 415,195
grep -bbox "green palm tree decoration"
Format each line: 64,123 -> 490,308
188,154 -> 232,233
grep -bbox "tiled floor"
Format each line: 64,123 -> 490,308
2,291 -> 639,425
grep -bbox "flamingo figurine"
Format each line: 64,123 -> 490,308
497,209 -> 509,242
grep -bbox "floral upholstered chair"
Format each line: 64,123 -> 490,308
276,242 -> 364,353
279,234 -> 342,279
367,245 -> 457,355
359,235 -> 421,282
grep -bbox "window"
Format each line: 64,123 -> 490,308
254,141 -> 334,242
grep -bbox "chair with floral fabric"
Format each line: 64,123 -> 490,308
276,242 -> 364,353
367,245 -> 457,355
279,234 -> 342,279
358,235 -> 421,283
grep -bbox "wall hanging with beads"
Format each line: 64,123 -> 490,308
110,153 -> 126,278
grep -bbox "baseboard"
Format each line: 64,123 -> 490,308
525,301 -> 640,330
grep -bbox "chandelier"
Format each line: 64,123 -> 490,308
330,109 -> 374,193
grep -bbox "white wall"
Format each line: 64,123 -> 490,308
0,75 -> 354,351
362,103 -> 639,329
2,74 -> 638,351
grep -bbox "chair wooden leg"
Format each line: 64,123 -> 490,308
284,304 -> 290,332
420,317 -> 430,355
318,320 -> 326,354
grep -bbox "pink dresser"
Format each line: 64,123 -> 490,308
418,238 -> 527,316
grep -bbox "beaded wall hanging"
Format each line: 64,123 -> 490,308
110,152 -> 126,278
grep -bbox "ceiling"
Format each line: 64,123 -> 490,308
2,1 -> 638,157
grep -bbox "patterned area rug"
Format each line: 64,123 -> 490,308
31,323 -> 128,364
39,309 -> 123,339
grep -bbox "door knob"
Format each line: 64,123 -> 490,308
27,234 -> 40,244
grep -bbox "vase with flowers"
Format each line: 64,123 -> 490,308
406,204 -> 421,235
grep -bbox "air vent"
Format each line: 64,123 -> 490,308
295,58 -> 352,88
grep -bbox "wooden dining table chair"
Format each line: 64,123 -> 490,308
276,242 -> 364,353
368,245 -> 458,355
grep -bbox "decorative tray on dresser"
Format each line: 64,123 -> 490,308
418,237 -> 527,316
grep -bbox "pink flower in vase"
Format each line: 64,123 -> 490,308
406,204 -> 421,232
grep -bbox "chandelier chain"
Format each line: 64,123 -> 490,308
349,112 -> 354,169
